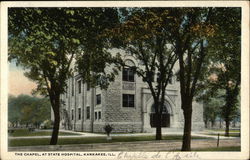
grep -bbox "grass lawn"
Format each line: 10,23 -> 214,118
192,146 -> 241,151
9,135 -> 211,147
8,129 -> 81,137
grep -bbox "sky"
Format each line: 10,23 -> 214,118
8,62 -> 37,96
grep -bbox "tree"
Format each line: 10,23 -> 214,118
9,8 -> 120,145
75,8 -> 120,89
197,8 -> 241,136
208,8 -> 241,137
8,94 -> 51,128
8,94 -> 29,127
9,8 -> 83,144
155,8 -> 216,151
199,93 -> 223,128
106,8 -> 178,140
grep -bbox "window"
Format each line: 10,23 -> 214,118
96,94 -> 101,105
72,79 -> 74,96
123,94 -> 135,107
86,107 -> 90,119
87,83 -> 90,91
95,112 -> 97,120
98,111 -> 101,120
78,80 -> 81,94
123,68 -> 134,82
168,77 -> 173,84
71,109 -> 74,120
78,108 -> 81,120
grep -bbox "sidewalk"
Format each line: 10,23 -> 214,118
9,129 -> 238,140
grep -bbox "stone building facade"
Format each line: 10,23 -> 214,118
59,52 -> 204,133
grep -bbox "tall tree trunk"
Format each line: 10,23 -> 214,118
181,104 -> 192,151
50,95 -> 60,145
225,119 -> 230,137
156,113 -> 162,140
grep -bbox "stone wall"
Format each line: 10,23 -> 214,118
105,71 -> 142,123
59,51 -> 205,133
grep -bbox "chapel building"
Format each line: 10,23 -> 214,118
59,52 -> 204,133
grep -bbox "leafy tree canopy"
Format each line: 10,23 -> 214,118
8,94 -> 51,127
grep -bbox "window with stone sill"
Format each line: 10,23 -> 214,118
78,108 -> 81,120
123,94 -> 135,108
78,80 -> 81,94
98,111 -> 101,120
71,109 -> 74,120
96,94 -> 101,105
122,67 -> 135,82
86,106 -> 90,119
72,79 -> 74,96
95,112 -> 98,120
87,83 -> 90,91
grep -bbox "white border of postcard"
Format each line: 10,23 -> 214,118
1,1 -> 249,160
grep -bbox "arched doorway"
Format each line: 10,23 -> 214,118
150,102 -> 171,128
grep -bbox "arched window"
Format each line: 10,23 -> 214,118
123,59 -> 135,82
151,103 -> 168,113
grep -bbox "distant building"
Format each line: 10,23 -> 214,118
59,51 -> 204,133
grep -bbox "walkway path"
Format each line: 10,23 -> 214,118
8,129 -> 238,140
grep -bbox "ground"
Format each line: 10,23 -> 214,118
8,128 -> 240,151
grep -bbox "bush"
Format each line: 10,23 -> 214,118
40,119 -> 53,129
103,124 -> 113,136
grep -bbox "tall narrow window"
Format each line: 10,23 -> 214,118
98,111 -> 101,120
86,106 -> 90,119
78,108 -> 81,120
123,94 -> 135,107
122,68 -> 134,82
96,94 -> 101,105
95,112 -> 98,120
72,79 -> 74,96
78,80 -> 81,94
71,109 -> 74,120
87,83 -> 90,91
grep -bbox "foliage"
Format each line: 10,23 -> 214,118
8,94 -> 51,127
8,8 -> 81,96
103,124 -> 113,136
196,8 -> 241,135
9,8 -> 82,144
105,8 -> 179,140
157,8 -> 216,151
40,119 -> 53,129
75,8 -> 121,89
203,98 -> 222,128
8,8 -> 120,144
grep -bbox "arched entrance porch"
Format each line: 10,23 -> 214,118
150,102 -> 172,128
